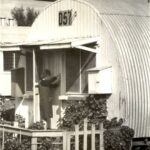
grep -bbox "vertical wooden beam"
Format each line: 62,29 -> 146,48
75,125 -> 79,150
2,127 -> 4,150
96,39 -> 101,67
63,131 -> 67,150
79,50 -> 82,93
67,133 -> 71,150
13,53 -> 16,68
91,124 -> 95,150
99,123 -> 104,150
19,130 -> 22,144
33,48 -> 39,122
33,48 -> 40,122
31,137 -> 37,150
33,48 -> 36,123
84,119 -> 87,150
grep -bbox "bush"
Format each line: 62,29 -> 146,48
28,121 -> 45,130
58,95 -> 107,130
104,118 -> 134,150
58,95 -> 134,150
4,134 -> 31,150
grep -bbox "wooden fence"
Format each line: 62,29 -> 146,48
0,119 -> 104,150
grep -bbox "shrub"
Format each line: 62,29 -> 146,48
104,118 -> 134,150
58,95 -> 107,130
58,95 -> 134,150
28,121 -> 45,130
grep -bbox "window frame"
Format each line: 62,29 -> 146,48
65,49 -> 96,94
3,51 -> 19,71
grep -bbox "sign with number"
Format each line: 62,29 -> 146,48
59,10 -> 72,26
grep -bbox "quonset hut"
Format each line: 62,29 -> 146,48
1,0 -> 150,143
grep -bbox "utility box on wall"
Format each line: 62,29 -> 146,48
87,66 -> 112,94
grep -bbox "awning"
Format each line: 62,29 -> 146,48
0,37 -> 100,53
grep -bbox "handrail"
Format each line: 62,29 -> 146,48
0,124 -> 64,137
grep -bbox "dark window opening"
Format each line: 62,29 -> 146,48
66,49 -> 96,93
3,51 -> 20,71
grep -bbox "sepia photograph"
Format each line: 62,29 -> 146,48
0,0 -> 150,149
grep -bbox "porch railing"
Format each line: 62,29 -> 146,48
0,119 -> 104,150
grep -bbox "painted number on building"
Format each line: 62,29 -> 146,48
59,10 -> 72,26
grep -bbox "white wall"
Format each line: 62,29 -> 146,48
15,96 -> 33,128
97,21 -> 126,120
0,51 -> 11,96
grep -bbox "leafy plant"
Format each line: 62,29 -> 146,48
15,114 -> 25,128
58,95 -> 134,150
58,95 -> 107,130
4,134 -> 31,150
11,6 -> 39,26
28,121 -> 45,130
104,118 -> 134,150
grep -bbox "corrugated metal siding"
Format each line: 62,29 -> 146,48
27,0 -> 150,137
27,0 -> 101,41
86,0 -> 149,16
101,15 -> 150,137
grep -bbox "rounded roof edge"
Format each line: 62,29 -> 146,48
27,0 -> 102,42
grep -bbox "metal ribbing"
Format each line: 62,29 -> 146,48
27,0 -> 101,42
101,15 -> 150,137
27,0 -> 150,137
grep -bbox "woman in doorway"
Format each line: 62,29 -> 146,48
38,69 -> 60,129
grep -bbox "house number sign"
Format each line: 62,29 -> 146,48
59,10 -> 77,26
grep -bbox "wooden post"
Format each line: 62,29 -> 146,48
31,137 -> 37,150
19,130 -> 22,144
75,125 -> 79,150
13,53 -> 16,68
33,48 -> 36,123
84,119 -> 87,150
99,123 -> 104,150
2,127 -> 4,150
67,133 -> 71,150
33,48 -> 40,122
91,124 -> 95,150
63,131 -> 67,150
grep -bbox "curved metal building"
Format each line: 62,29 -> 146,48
27,0 -> 150,137
90,0 -> 150,138
2,0 -> 149,138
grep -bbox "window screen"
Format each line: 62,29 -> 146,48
66,49 -> 96,93
66,50 -> 80,92
81,51 -> 96,93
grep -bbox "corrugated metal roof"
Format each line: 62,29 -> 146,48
100,14 -> 150,137
86,0 -> 149,16
85,0 -> 150,138
27,0 -> 101,41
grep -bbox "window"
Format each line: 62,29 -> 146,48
3,51 -> 20,71
66,49 -> 96,93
